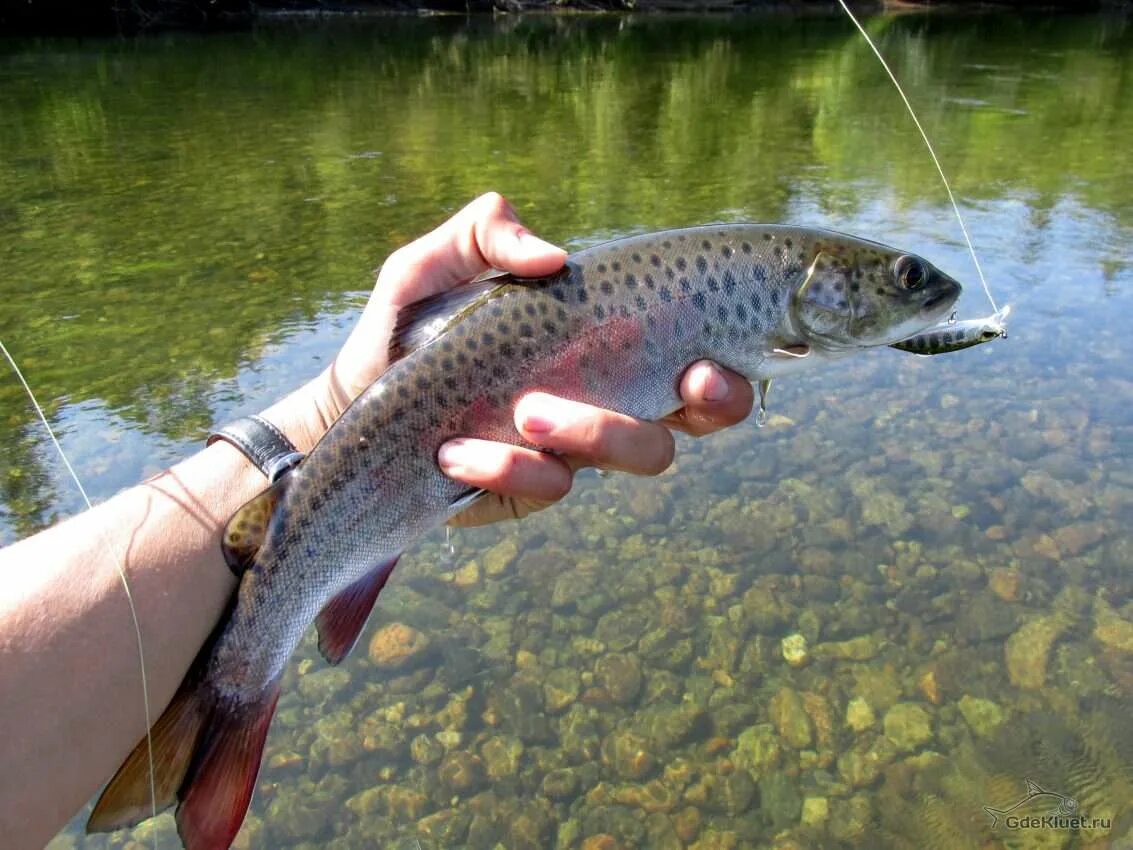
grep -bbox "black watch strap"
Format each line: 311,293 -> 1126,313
208,414 -> 304,482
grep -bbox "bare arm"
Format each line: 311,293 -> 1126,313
0,194 -> 753,848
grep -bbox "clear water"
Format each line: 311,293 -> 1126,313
2,11 -> 1132,849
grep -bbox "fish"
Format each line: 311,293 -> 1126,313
890,305 -> 1009,355
983,778 -> 1079,829
86,223 -> 961,849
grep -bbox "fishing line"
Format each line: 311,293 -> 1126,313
836,0 -> 1000,315
0,340 -> 159,847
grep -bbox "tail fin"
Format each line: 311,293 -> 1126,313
88,667 -> 281,850
983,806 -> 1008,828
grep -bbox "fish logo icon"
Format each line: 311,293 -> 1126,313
983,779 -> 1079,828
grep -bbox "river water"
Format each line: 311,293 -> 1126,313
2,11 -> 1132,849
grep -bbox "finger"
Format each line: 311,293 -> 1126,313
382,192 -> 566,306
662,361 -> 754,437
437,438 -> 573,504
514,393 -> 675,476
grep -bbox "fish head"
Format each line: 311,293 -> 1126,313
790,240 -> 962,351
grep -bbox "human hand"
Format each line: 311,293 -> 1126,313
295,193 -> 754,526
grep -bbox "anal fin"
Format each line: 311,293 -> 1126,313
316,556 -> 401,665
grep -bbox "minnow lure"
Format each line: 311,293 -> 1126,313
890,305 -> 1010,356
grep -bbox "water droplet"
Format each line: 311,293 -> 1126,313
755,407 -> 768,428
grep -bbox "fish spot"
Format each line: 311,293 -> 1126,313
876,287 -> 886,295
717,305 -> 729,322
850,282 -> 860,292
577,288 -> 588,304
763,233 -> 773,241
665,267 -> 675,281
444,376 -> 458,390
646,314 -> 657,330
543,321 -> 558,334
511,308 -> 522,320
676,257 -> 688,272
556,307 -> 568,322
597,263 -> 607,274
703,320 -> 714,336
456,352 -> 468,365
497,322 -> 510,334
397,385 -> 411,399
551,287 -> 567,302
594,304 -> 606,320
611,261 -> 621,272
722,270 -> 738,295
600,280 -> 614,295
751,292 -> 763,311
522,345 -> 535,358
635,295 -> 647,311
706,275 -> 719,292
481,332 -> 496,346
625,273 -> 637,288
696,256 -> 708,274
662,240 -> 672,249
785,238 -> 794,249
499,343 -> 515,357
618,304 -> 630,318
632,253 -> 642,263
701,239 -> 712,251
752,265 -> 768,283
466,338 -> 479,351
735,304 -> 747,322
644,274 -> 656,290
490,304 -> 504,318
650,254 -> 662,267
741,242 -> 752,254
519,323 -> 535,338
525,304 -> 537,317
722,245 -> 733,258
442,357 -> 454,370
441,340 -> 454,353
679,277 -> 691,293
692,292 -> 707,312
659,287 -> 673,303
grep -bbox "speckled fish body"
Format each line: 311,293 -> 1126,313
890,305 -> 1009,355
89,224 -> 962,849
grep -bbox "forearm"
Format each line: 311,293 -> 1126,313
0,373 -> 334,848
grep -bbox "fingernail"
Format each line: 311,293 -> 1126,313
437,439 -> 471,472
700,363 -> 731,403
518,230 -> 563,255
516,396 -> 556,434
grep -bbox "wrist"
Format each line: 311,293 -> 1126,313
256,367 -> 346,456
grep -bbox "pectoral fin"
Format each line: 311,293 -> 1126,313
221,475 -> 292,576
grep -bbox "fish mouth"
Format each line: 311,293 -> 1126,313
921,283 -> 961,318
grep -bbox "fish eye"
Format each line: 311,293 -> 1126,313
894,256 -> 926,291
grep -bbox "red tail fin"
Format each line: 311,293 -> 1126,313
176,682 -> 281,850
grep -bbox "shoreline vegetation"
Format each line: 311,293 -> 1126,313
2,0 -> 1130,35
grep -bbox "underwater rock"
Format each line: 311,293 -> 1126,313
507,800 -> 554,850
297,666 -> 351,705
410,733 -> 444,766
760,770 -> 802,831
828,794 -> 873,843
684,771 -> 756,816
601,728 -> 656,780
542,767 -> 580,801
1094,598 -> 1133,654
883,703 -> 934,752
801,795 -> 829,828
480,734 -> 524,780
595,652 -> 643,705
482,536 -> 519,577
836,737 -> 897,788
957,593 -> 1018,643
845,696 -> 877,733
957,695 -> 1006,738
769,687 -> 813,748
346,784 -> 430,820
368,622 -> 431,670
580,835 -> 620,850
988,567 -> 1021,602
596,608 -> 649,652
438,751 -> 487,795
741,584 -> 790,634
640,701 -> 707,751
483,677 -> 552,742
613,779 -> 678,813
543,666 -> 581,714
551,569 -> 590,610
733,723 -> 782,781
673,805 -> 703,842
814,633 -> 883,662
417,808 -> 472,844
1005,614 -> 1068,689
780,633 -> 810,667
688,827 -> 741,850
644,811 -> 684,850
1053,521 -> 1106,557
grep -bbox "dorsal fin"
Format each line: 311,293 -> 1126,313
221,474 -> 291,575
388,273 -> 509,363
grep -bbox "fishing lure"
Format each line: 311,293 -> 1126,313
891,305 -> 1010,356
